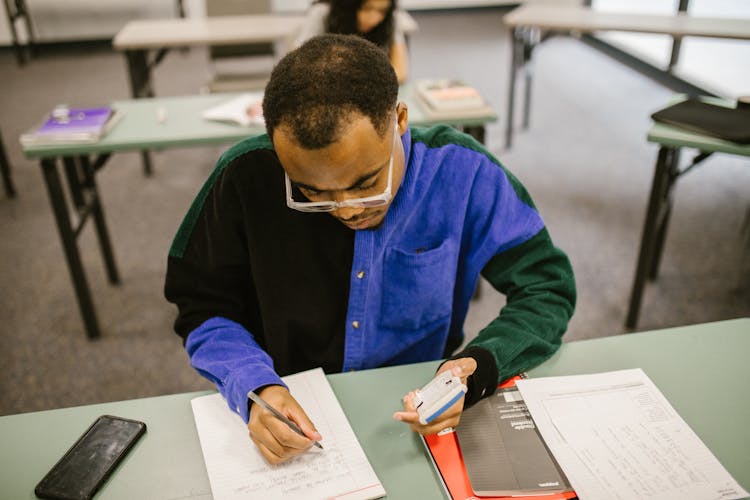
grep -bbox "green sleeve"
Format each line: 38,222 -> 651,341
469,228 -> 576,382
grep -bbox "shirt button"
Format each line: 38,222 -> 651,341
352,320 -> 360,329
356,270 -> 366,279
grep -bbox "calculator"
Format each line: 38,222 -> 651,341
414,370 -> 468,425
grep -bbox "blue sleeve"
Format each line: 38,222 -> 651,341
185,316 -> 286,423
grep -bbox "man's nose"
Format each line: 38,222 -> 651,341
335,205 -> 365,221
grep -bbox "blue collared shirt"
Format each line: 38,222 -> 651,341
184,126 -> 550,422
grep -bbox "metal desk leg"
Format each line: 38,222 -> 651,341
125,49 -> 152,99
61,156 -> 120,285
138,151 -> 153,177
41,157 -> 101,339
125,49 -> 154,176
3,0 -> 34,66
0,132 -> 16,198
19,0 -> 33,57
522,60 -> 532,130
463,125 -> 486,145
649,148 -> 681,280
668,0 -> 690,70
80,155 -> 120,285
505,27 -> 520,150
62,156 -> 85,206
521,29 -> 537,130
625,146 -> 680,329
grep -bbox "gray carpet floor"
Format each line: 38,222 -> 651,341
1,8 -> 748,417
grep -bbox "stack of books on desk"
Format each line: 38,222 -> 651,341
423,377 -> 576,500
414,79 -> 494,120
20,105 -> 122,146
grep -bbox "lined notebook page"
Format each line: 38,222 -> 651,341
191,368 -> 385,500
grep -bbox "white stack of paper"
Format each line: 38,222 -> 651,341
201,92 -> 265,127
191,368 -> 385,500
516,369 -> 748,500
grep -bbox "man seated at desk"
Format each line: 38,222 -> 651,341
164,34 -> 576,464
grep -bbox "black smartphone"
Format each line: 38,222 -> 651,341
35,415 -> 147,500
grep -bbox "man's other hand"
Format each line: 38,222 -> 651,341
392,357 -> 477,435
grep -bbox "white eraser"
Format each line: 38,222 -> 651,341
414,370 -> 467,425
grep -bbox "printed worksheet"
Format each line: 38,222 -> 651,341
191,368 -> 385,500
516,369 -> 748,500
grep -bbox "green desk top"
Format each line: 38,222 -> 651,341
21,85 -> 497,160
1,318 -> 747,499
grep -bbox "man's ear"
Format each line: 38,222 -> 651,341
396,102 -> 409,135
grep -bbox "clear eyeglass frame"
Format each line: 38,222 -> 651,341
285,117 -> 399,213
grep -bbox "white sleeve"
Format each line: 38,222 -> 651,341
393,9 -> 411,46
294,3 -> 330,48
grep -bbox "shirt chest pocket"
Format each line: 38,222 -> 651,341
380,240 -> 457,330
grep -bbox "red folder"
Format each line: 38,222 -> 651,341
422,377 -> 577,500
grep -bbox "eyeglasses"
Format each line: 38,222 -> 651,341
285,118 -> 398,213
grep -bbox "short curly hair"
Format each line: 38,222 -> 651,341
263,34 -> 398,149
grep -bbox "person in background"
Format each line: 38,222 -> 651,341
295,0 -> 409,82
164,34 -> 575,465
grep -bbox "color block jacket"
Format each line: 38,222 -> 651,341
164,126 -> 576,422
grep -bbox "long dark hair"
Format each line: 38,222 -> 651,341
322,0 -> 396,50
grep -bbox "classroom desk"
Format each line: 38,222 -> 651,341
2,0 -> 188,66
113,12 -> 418,175
1,318 -> 747,499
113,14 -> 305,175
20,88 -> 496,340
113,12 -> 419,101
113,15 -> 302,100
625,98 -> 750,329
502,4 -> 750,148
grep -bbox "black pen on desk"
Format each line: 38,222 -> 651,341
247,390 -> 323,449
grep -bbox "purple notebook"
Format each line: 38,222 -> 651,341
21,106 -> 119,145
36,107 -> 112,134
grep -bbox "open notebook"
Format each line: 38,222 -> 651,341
191,368 -> 385,500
